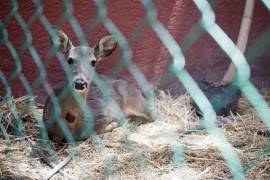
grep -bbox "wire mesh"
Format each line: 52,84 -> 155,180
0,0 -> 270,179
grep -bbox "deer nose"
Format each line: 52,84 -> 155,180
74,79 -> 88,91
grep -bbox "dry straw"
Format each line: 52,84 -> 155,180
0,89 -> 269,179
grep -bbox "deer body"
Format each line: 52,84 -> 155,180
43,28 -> 152,143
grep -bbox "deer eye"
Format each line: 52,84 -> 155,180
91,60 -> 96,67
67,57 -> 74,65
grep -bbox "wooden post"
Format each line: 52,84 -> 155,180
221,0 -> 255,85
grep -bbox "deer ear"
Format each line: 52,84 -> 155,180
51,26 -> 74,55
94,35 -> 117,61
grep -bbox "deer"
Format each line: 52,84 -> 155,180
43,27 -> 153,143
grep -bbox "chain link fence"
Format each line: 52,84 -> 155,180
0,0 -> 270,179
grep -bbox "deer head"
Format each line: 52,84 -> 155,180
52,27 -> 117,93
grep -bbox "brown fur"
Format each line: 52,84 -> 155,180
43,28 -> 153,143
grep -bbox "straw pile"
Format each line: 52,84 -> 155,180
0,89 -> 269,179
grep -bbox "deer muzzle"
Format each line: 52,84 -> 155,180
73,78 -> 88,92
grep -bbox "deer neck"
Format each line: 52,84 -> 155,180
60,87 -> 89,123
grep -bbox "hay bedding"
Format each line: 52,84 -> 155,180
0,89 -> 270,179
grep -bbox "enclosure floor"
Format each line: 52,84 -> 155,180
1,90 -> 270,179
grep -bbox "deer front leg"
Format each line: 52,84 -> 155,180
104,121 -> 119,132
94,118 -> 119,134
